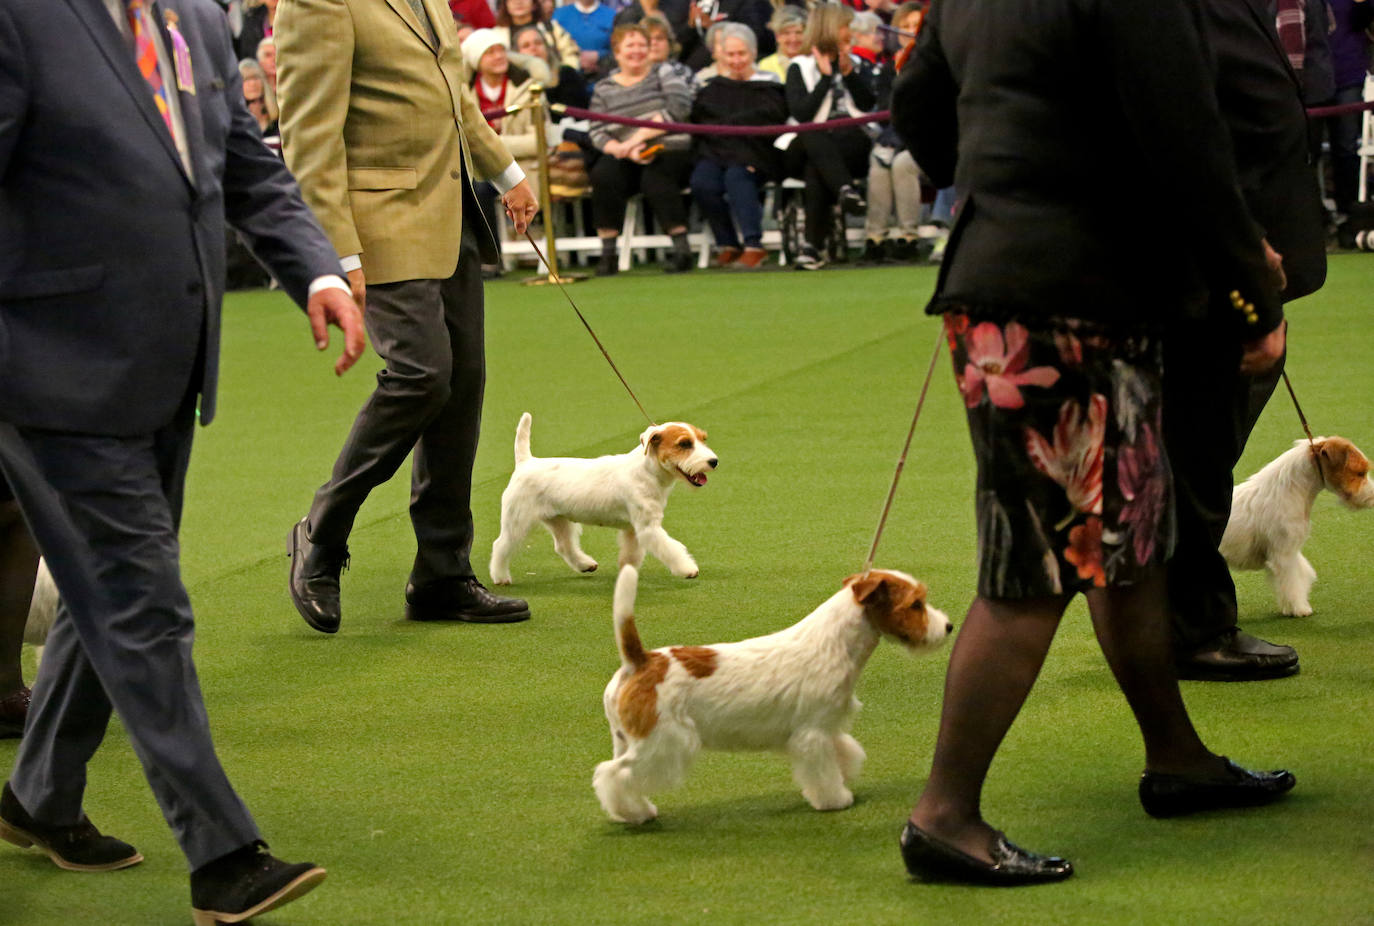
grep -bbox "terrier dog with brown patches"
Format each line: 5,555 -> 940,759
593,565 -> 952,824
1221,436 -> 1374,616
489,414 -> 717,585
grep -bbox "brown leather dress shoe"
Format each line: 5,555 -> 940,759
1176,628 -> 1298,682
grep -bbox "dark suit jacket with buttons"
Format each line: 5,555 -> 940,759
1207,0 -> 1326,302
0,0 -> 342,436
892,0 -> 1283,340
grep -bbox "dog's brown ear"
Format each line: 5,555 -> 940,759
845,572 -> 887,604
693,426 -> 708,442
1318,439 -> 1348,470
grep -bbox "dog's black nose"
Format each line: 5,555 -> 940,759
946,621 -> 954,634
707,458 -> 718,469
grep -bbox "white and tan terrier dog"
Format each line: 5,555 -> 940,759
593,565 -> 952,824
1221,436 -> 1374,616
489,414 -> 717,585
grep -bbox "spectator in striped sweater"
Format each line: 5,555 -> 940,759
587,23 -> 696,274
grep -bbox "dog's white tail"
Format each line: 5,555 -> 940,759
514,412 -> 533,465
614,565 -> 648,672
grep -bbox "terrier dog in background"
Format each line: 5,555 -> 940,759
1221,437 -> 1374,616
24,559 -> 57,669
593,565 -> 952,824
489,414 -> 717,585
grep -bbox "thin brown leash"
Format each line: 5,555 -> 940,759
863,324 -> 947,575
1281,368 -> 1322,472
522,230 -> 656,426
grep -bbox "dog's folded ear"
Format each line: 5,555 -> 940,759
845,572 -> 888,605
639,425 -> 662,453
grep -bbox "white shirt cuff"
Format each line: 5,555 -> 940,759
308,274 -> 352,297
338,254 -> 363,273
491,161 -> 526,194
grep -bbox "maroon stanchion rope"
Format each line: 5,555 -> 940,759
546,104 -> 889,136
482,98 -> 1372,129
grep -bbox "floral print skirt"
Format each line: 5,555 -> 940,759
945,311 -> 1174,599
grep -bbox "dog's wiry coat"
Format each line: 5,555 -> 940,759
489,414 -> 717,584
593,565 -> 951,824
1221,437 -> 1374,616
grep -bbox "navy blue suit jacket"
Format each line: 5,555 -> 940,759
0,0 -> 343,435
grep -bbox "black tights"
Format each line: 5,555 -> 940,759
909,569 -> 1227,862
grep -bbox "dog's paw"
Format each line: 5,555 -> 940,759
672,562 -> 699,579
804,787 -> 854,812
1281,601 -> 1313,617
580,561 -> 599,573
490,574 -> 513,586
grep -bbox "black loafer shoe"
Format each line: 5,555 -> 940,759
899,821 -> 1073,886
405,577 -> 531,623
191,842 -> 326,926
287,518 -> 349,634
0,687 -> 31,739
1176,628 -> 1298,682
0,781 -> 143,872
1139,757 -> 1295,818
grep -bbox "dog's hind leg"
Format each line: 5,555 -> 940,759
788,728 -> 854,811
593,751 -> 659,824
617,528 -> 645,570
489,495 -> 536,585
545,517 -> 598,573
1268,551 -> 1316,617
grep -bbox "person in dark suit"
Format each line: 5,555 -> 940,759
1167,0 -> 1328,682
0,0 -> 364,921
890,0 -> 1294,885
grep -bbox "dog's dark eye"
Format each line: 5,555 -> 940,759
677,439 -> 693,449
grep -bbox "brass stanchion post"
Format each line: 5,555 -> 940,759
524,85 -> 585,285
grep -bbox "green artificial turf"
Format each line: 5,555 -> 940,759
3,257 -> 1373,925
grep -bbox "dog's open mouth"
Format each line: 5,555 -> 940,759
678,467 -> 708,487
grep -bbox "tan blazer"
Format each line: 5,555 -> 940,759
276,0 -> 517,283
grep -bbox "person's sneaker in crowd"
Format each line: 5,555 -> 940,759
794,245 -> 825,271
0,782 -> 143,871
859,238 -> 887,265
596,251 -> 619,276
838,184 -> 866,216
190,842 -> 326,926
0,687 -> 30,739
714,246 -> 742,267
886,237 -> 920,262
664,250 -> 694,274
736,246 -> 768,268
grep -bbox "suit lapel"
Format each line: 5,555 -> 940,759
63,0 -> 190,182
385,0 -> 438,52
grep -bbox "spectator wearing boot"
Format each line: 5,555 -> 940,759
587,24 -> 696,274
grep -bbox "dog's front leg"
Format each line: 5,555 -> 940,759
788,728 -> 854,811
1267,551 -> 1316,617
633,520 -> 698,578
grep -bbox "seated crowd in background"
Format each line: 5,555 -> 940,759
227,0 -> 951,279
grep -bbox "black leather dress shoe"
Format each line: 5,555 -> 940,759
899,821 -> 1073,886
405,577 -> 531,623
287,518 -> 349,634
191,841 -> 326,926
0,781 -> 142,871
0,687 -> 31,739
1139,757 -> 1296,818
1176,628 -> 1298,682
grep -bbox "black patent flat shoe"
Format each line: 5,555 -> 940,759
1139,757 -> 1295,818
899,821 -> 1073,886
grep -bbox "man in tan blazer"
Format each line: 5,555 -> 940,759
277,0 -> 540,631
